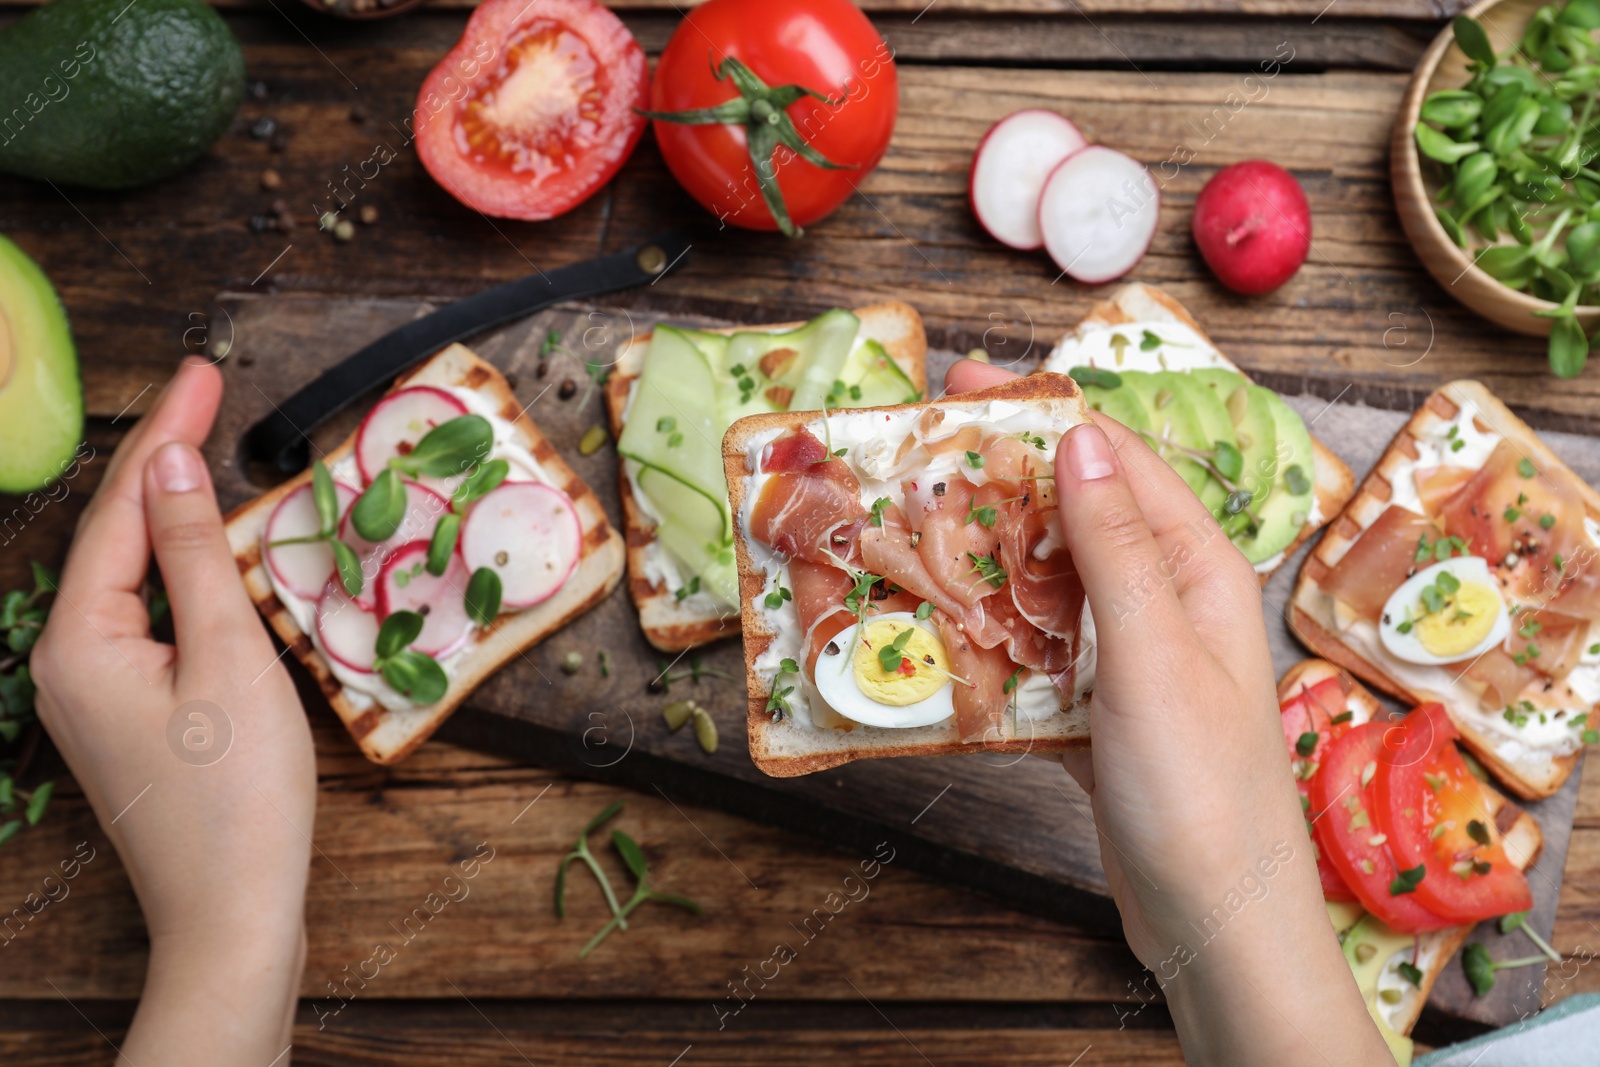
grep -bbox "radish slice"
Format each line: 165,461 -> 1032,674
375,541 -> 475,658
969,110 -> 1087,250
1037,145 -> 1160,284
461,483 -> 581,609
263,482 -> 358,598
316,582 -> 381,673
340,480 -> 451,610
355,386 -> 468,484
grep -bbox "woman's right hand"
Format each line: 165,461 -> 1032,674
947,359 -> 1388,1066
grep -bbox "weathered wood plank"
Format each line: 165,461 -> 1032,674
6,43 -> 1599,431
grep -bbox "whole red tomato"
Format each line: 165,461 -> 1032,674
647,0 -> 898,236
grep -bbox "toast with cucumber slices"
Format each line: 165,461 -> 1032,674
1278,660 -> 1544,1052
724,373 -> 1094,777
1039,283 -> 1353,580
1290,380 -> 1600,801
604,303 -> 927,653
224,343 -> 625,765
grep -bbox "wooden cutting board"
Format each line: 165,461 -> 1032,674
202,290 -> 1587,1028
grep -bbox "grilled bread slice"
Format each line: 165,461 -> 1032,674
224,343 -> 624,764
604,303 -> 927,653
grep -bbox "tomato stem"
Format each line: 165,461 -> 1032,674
639,55 -> 855,237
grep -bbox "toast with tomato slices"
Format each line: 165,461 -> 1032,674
1278,659 -> 1544,1038
1290,381 -> 1600,801
1040,283 -> 1354,582
724,373 -> 1093,777
604,303 -> 927,653
224,343 -> 625,765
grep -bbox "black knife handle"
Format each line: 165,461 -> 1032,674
241,232 -> 692,474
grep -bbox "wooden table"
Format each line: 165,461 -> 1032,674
3,1 -> 1600,1063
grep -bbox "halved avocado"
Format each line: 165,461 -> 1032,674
1152,371 -> 1233,516
0,235 -> 82,494
1233,389 -> 1316,564
1080,380 -> 1150,436
1117,371 -> 1210,498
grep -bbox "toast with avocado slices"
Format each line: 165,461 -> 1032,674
1279,660 -> 1544,1050
1039,283 -> 1353,581
604,303 -> 927,653
225,343 -> 625,765
724,373 -> 1093,778
1290,381 -> 1600,801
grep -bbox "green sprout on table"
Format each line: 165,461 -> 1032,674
1462,910 -> 1565,995
0,563 -> 58,847
554,802 -> 702,958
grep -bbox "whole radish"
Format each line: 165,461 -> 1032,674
1192,160 -> 1310,295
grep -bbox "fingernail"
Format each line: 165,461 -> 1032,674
1064,424 -> 1117,481
152,442 -> 202,493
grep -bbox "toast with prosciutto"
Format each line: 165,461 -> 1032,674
1276,660 -> 1543,1055
724,372 -> 1093,777
1039,283 -> 1353,581
604,303 -> 926,653
1290,380 -> 1600,800
224,343 -> 625,764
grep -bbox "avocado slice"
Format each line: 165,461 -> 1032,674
1080,380 -> 1151,436
1325,898 -> 1365,938
0,235 -> 83,494
1232,389 -> 1316,564
0,0 -> 245,189
1152,371 -> 1233,516
1342,916 -> 1417,1066
1117,371 -> 1212,498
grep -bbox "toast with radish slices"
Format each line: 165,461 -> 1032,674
224,343 -> 625,765
724,373 -> 1093,777
1278,659 -> 1544,1042
1290,381 -> 1600,801
1039,283 -> 1354,582
604,303 -> 927,654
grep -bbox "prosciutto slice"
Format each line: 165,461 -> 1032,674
1507,608 -> 1591,680
1435,439 -> 1594,615
934,610 -> 1015,742
1001,506 -> 1084,639
750,430 -> 868,565
1461,646 -> 1541,712
1321,506 -> 1442,622
914,477 -> 1007,609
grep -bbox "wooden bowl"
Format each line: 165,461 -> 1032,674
1392,0 -> 1600,337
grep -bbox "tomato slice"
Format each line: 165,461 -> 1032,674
414,0 -> 649,221
1309,721 -> 1456,932
1279,676 -> 1359,901
1371,703 -> 1534,925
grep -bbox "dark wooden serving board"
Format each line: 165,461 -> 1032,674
203,289 -> 1591,1029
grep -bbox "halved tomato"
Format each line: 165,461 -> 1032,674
1279,675 -> 1358,901
413,0 -> 649,221
1371,702 -> 1533,925
1309,720 -> 1455,932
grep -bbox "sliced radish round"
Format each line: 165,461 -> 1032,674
316,582 -> 381,673
461,483 -> 581,609
263,481 -> 358,598
355,386 -> 468,484
340,480 -> 451,610
1037,145 -> 1160,284
375,541 -> 475,658
969,110 -> 1087,250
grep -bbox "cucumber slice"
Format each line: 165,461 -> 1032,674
617,327 -> 731,541
722,308 -> 859,413
841,338 -> 922,406
654,513 -> 739,610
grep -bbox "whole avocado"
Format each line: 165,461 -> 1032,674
0,0 -> 246,189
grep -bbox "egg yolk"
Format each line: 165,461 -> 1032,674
1414,581 -> 1501,659
851,620 -> 951,706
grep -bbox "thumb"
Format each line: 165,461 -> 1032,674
144,442 -> 266,666
1053,423 -> 1184,650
